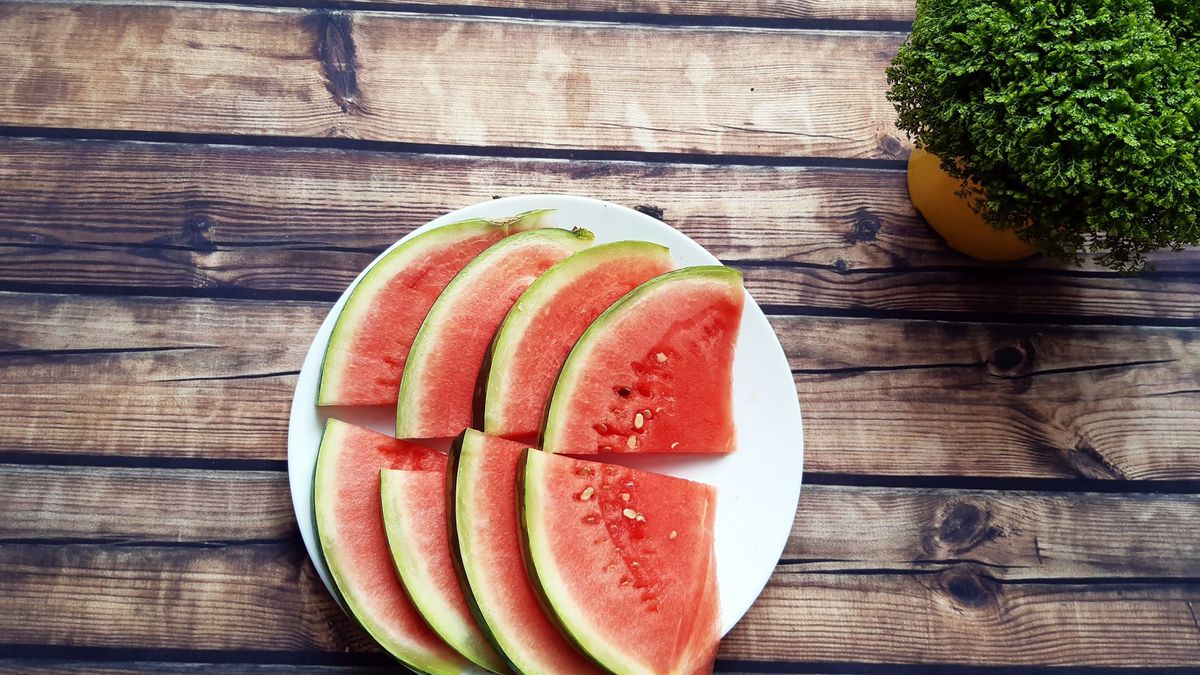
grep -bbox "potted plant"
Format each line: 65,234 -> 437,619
886,0 -> 1200,271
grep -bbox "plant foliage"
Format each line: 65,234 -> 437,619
887,0 -> 1200,271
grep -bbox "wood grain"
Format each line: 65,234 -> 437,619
786,317 -> 1200,479
0,543 -> 370,652
2,541 -> 1198,667
5,461 -> 1198,579
2,138 -> 1197,320
791,486 -> 1200,579
0,2 -> 907,159
721,570 -> 1200,667
0,465 -> 293,541
0,293 -> 317,460
3,292 -> 1197,478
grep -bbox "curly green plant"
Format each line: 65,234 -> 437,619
887,0 -> 1200,271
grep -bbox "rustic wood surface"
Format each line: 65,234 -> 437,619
1,0 -> 1197,673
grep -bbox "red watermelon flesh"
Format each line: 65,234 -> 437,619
380,468 -> 509,673
312,419 -> 471,674
482,241 -> 674,443
520,450 -> 720,675
448,430 -> 604,674
542,266 -> 744,455
318,210 -> 552,406
396,228 -> 593,439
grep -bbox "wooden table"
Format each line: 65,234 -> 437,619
2,1 -> 1199,673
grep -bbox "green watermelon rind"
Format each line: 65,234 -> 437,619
317,209 -> 554,406
481,241 -> 672,436
517,449 -> 647,675
312,419 -> 468,675
380,469 -> 510,674
540,265 -> 744,454
446,430 -> 525,674
395,227 -> 595,438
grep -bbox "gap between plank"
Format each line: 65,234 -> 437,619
3,454 -> 1200,495
0,648 -> 1197,674
0,281 -> 1196,330
169,0 -> 916,33
0,126 -> 909,171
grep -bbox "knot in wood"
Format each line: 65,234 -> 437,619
986,337 -> 1037,378
182,214 -> 216,252
940,567 -> 998,610
879,133 -> 905,157
634,204 -> 665,222
304,10 -> 364,115
850,216 -> 880,243
932,500 -> 1002,556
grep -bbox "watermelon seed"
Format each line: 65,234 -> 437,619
656,352 -> 667,363
623,508 -> 638,519
624,480 -> 636,488
594,423 -> 608,434
616,386 -> 632,398
655,407 -> 664,414
635,514 -> 646,522
642,409 -> 653,420
670,441 -> 680,449
601,446 -> 613,452
633,413 -> 645,429
631,561 -> 640,568
620,493 -> 630,502
579,487 -> 594,501
620,579 -> 631,586
626,435 -> 638,449
670,530 -> 678,539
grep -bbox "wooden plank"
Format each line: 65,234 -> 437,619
2,139 -> 1198,319
0,544 -> 370,653
2,292 -> 1198,478
2,542 -> 1198,667
0,293 -> 317,461
790,486 -> 1200,579
0,2 -> 906,160
0,466 -> 293,541
5,460 -> 1199,579
721,570 -> 1200,667
310,0 -> 916,22
787,317 -> 1200,479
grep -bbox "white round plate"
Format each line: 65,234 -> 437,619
288,194 -> 804,638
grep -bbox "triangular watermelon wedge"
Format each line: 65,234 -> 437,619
396,227 -> 594,439
482,241 -> 674,443
448,429 -> 605,674
380,467 -> 510,674
318,210 -> 552,406
312,419 -> 472,674
519,450 -> 721,675
542,266 -> 744,455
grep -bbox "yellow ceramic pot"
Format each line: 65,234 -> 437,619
907,148 -> 1037,262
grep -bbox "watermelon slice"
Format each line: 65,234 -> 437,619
312,419 -> 471,674
448,429 -> 604,675
519,450 -> 720,675
380,467 -> 509,674
482,241 -> 674,443
541,266 -> 744,455
318,210 -> 552,406
396,228 -> 594,438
